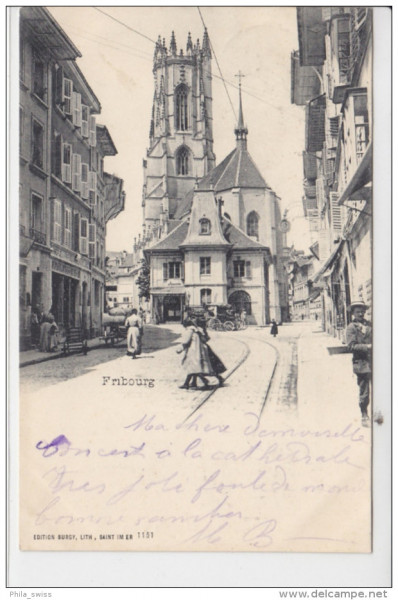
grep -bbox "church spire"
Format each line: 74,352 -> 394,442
170,31 -> 177,56
234,71 -> 248,149
202,27 -> 211,58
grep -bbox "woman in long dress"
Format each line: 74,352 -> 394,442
196,318 -> 226,386
176,319 -> 214,389
125,309 -> 143,359
270,319 -> 279,338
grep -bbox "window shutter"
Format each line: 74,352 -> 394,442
72,92 -> 82,128
81,163 -> 89,199
63,78 -> 73,115
52,132 -> 62,178
64,207 -> 72,248
89,115 -> 96,146
88,224 -> 96,259
81,105 -> 89,138
330,192 -> 343,235
163,263 -> 168,281
89,171 -> 97,205
72,153 -> 82,192
53,200 -> 62,244
73,212 -> 80,252
62,143 -> 72,183
245,261 -> 252,278
80,218 -> 88,255
55,65 -> 63,105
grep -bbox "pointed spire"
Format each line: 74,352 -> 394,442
186,31 -> 193,53
234,71 -> 248,148
170,31 -> 177,56
202,27 -> 211,57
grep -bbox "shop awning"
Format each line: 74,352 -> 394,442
338,142 -> 372,205
151,286 -> 186,296
311,239 -> 345,284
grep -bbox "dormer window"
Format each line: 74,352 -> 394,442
199,218 -> 211,235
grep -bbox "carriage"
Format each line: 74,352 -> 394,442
186,304 -> 247,332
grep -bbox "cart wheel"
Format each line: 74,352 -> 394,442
223,321 -> 234,331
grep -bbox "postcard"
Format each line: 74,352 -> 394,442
15,5 -> 383,563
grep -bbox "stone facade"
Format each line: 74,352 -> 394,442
19,7 -> 124,348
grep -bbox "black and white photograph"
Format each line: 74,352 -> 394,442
8,4 -> 392,591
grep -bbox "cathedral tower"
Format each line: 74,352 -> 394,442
142,30 -> 215,227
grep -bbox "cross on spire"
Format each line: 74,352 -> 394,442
235,70 -> 245,89
234,70 -> 248,146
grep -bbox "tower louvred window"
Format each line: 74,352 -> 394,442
176,146 -> 190,175
175,85 -> 189,131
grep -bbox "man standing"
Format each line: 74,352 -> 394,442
346,301 -> 372,426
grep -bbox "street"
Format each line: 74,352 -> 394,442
20,320 -> 371,554
20,321 -> 363,427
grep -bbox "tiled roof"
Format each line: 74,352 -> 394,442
146,221 -> 189,252
198,147 -> 268,191
173,189 -> 194,219
222,220 -> 268,250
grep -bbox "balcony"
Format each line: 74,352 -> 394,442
29,228 -> 47,245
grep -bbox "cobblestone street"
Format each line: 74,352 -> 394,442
21,321 -> 363,428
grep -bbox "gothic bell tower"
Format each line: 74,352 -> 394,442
142,29 -> 215,227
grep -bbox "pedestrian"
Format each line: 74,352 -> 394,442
270,319 -> 278,337
176,319 -> 213,390
125,308 -> 143,359
346,300 -> 372,426
240,309 -> 247,327
196,319 -> 226,387
31,304 -> 43,347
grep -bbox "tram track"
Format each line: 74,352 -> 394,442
184,331 -> 283,422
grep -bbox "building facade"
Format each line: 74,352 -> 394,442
145,189 -> 272,325
291,7 -> 372,338
19,7 -> 125,348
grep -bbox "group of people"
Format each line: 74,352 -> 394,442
176,318 -> 226,390
31,305 -> 59,353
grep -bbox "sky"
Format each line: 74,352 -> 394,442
48,6 -> 311,253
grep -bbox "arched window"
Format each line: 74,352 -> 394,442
176,146 -> 190,176
199,218 -> 211,235
175,85 -> 189,131
247,211 -> 259,239
200,288 -> 212,305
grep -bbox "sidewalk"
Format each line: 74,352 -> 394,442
297,322 -> 364,428
19,324 -> 175,368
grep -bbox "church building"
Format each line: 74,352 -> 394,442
142,31 -> 289,325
